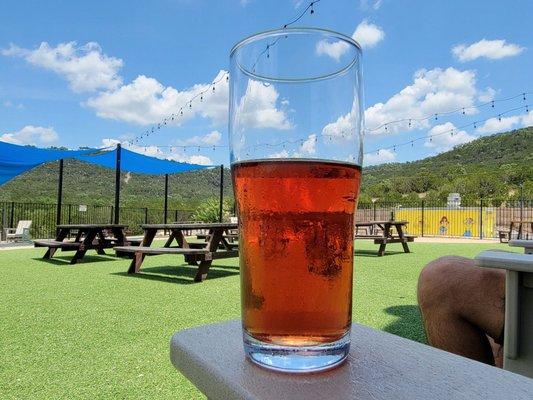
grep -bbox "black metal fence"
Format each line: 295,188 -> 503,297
1,199 -> 531,240
0,201 -> 195,239
356,200 -> 533,239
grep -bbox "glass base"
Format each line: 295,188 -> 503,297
243,330 -> 350,373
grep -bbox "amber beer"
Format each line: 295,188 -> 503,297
232,159 -> 362,346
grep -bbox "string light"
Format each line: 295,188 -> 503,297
365,91 -> 532,133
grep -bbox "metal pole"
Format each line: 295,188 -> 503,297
218,164 -> 224,222
520,182 -> 524,221
56,159 -> 64,233
9,201 -> 14,228
479,198 -> 484,240
164,174 -> 169,224
114,144 -> 122,224
421,200 -> 425,237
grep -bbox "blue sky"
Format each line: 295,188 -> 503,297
0,0 -> 531,166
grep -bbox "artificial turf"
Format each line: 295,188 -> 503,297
0,240 -> 513,399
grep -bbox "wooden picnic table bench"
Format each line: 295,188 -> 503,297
114,222 -> 239,282
170,319 -> 533,400
354,220 -> 416,256
499,220 -> 533,243
34,224 -> 137,264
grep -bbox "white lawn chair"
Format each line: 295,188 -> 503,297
475,246 -> 533,378
4,220 -> 32,242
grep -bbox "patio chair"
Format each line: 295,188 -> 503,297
4,220 -> 32,242
475,248 -> 533,378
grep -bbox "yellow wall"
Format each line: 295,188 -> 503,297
396,208 -> 495,238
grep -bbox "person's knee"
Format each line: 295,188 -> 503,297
418,256 -> 473,312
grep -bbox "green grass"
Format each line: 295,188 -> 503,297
0,241 -> 513,399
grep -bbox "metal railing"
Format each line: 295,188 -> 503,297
1,199 -> 531,240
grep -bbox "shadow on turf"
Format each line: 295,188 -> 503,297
382,304 -> 427,343
353,249 -> 406,257
111,264 -> 239,285
32,254 -> 119,265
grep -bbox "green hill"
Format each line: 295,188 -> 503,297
0,127 -> 532,208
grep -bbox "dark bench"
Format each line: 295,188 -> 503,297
113,245 -> 239,282
34,240 -> 82,249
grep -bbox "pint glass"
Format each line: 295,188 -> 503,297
229,28 -> 363,373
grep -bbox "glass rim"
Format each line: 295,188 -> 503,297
230,27 -> 362,83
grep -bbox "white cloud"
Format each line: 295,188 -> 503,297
478,87 -> 497,102
3,101 -> 12,107
365,67 -> 479,134
234,79 -> 292,130
100,138 -> 213,165
267,134 -> 316,158
315,20 -> 385,61
521,111 -> 533,127
300,134 -> 317,154
352,20 -> 385,49
476,115 -> 521,135
452,39 -> 525,62
293,0 -> 304,8
268,149 -> 290,158
316,40 -> 349,61
86,70 -> 229,125
1,125 -> 59,145
176,130 -> 222,146
2,42 -> 123,92
365,149 -> 396,166
359,0 -> 383,10
425,122 -> 476,151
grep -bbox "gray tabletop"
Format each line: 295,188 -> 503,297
170,320 -> 533,400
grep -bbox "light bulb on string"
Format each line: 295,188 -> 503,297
491,101 -> 495,108
310,1 -> 315,14
498,114 -> 502,122
189,101 -> 192,109
408,119 -> 412,128
200,95 -> 203,102
526,105 -> 530,113
212,85 -> 215,92
434,114 -> 438,121
462,108 -> 465,115
523,93 -> 526,101
180,108 -> 183,116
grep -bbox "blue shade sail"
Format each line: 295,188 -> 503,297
0,141 -> 211,185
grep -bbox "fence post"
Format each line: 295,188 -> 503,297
421,200 -> 425,237
145,207 -> 149,224
9,201 -> 15,228
68,204 -> 72,225
219,164 -> 224,222
109,206 -> 114,223
479,198 -> 484,240
373,202 -> 377,221
56,159 -> 64,235
174,209 -> 178,222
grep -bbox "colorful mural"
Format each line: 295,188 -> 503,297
395,208 -> 495,238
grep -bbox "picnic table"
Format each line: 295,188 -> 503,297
354,220 -> 416,256
114,222 -> 238,282
34,224 -> 137,264
499,220 -> 533,243
170,320 -> 533,400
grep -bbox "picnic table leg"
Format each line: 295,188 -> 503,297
44,228 -> 68,259
127,228 -> 157,273
173,229 -> 197,266
164,230 -> 176,248
95,229 -> 107,255
70,229 -> 98,264
194,260 -> 212,282
396,224 -> 410,254
111,226 -> 128,246
377,224 -> 389,256
193,229 -> 223,281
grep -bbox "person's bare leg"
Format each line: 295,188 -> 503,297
418,256 -> 505,366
